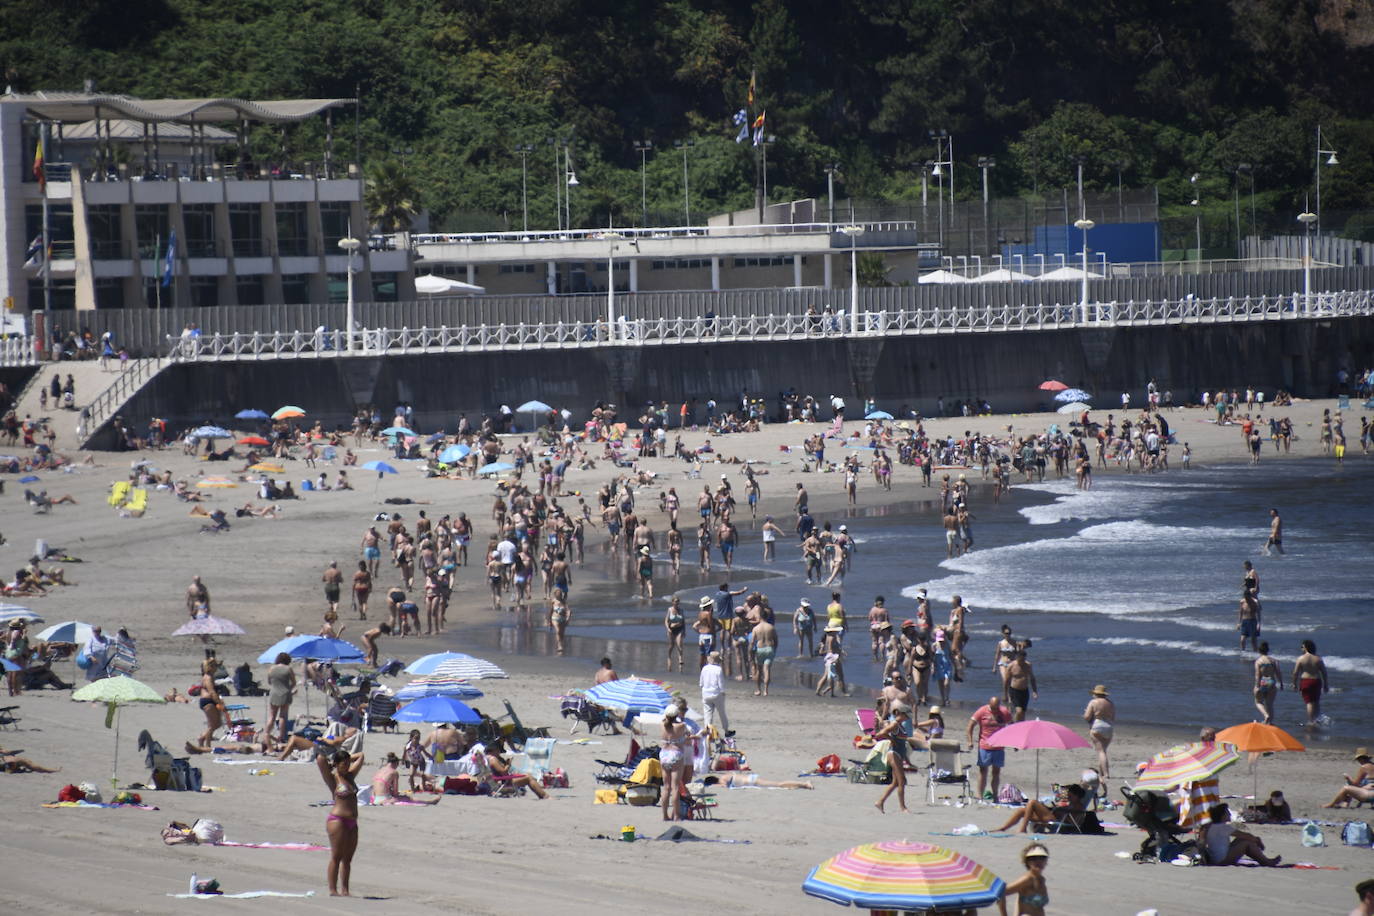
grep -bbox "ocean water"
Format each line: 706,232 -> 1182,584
487,458 -> 1372,742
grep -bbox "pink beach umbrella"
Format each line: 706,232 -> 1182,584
986,718 -> 1091,798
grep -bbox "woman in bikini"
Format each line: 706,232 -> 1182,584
1252,640 -> 1281,725
664,595 -> 686,672
658,704 -> 692,821
999,842 -> 1051,916
196,656 -> 225,748
351,561 -> 371,620
873,704 -> 913,813
317,747 -> 365,896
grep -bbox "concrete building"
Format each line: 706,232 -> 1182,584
2,91 -> 410,314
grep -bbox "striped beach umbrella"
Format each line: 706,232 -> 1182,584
1132,741 -> 1240,791
172,615 -> 247,638
586,676 -> 673,715
802,840 -> 1006,912
429,655 -> 508,681
393,673 -> 485,702
272,406 -> 306,420
0,604 -> 43,626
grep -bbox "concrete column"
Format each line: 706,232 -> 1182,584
628,258 -> 639,292
793,254 -> 803,288
546,261 -> 557,295
710,256 -> 721,291
466,263 -> 475,285
824,253 -> 833,288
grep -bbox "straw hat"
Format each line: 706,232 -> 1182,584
1091,684 -> 1110,697
1354,747 -> 1372,761
699,596 -> 714,609
928,705 -> 942,715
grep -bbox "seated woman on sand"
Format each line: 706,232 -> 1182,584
369,753 -> 438,805
995,783 -> 1090,833
1324,747 -> 1374,808
1199,803 -> 1282,867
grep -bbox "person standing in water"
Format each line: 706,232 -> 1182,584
1292,639 -> 1329,725
1253,641 -> 1282,725
1263,508 -> 1283,556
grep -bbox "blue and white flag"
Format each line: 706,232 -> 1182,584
161,229 -> 177,287
732,108 -> 748,143
23,234 -> 43,267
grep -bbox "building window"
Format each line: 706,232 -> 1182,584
236,276 -> 265,305
276,203 -> 309,257
135,206 -> 170,260
732,255 -> 791,268
88,206 -> 123,259
94,278 -> 125,309
281,275 -> 311,304
498,263 -> 534,274
189,276 -> 219,308
326,272 -> 348,304
651,258 -> 709,269
26,204 -> 75,260
183,205 -> 217,258
593,261 -> 628,272
320,202 -> 351,251
30,278 -> 75,310
371,273 -> 398,302
229,204 -> 264,257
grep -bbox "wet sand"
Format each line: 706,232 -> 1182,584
0,398 -> 1368,914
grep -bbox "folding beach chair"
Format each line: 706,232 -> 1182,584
124,488 -> 148,517
107,481 -> 131,508
365,690 -> 398,733
510,736 -> 556,781
854,708 -> 877,736
925,738 -> 971,806
0,705 -> 20,731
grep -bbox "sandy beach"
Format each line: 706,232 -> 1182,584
0,397 -> 1370,915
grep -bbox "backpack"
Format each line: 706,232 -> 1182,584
1301,823 -> 1325,847
57,784 -> 86,803
1342,821 -> 1372,847
997,783 -> 1026,805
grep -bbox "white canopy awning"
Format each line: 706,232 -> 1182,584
414,274 -> 486,296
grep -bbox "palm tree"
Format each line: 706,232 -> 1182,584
364,160 -> 422,232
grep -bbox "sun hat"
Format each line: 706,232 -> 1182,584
640,546 -> 650,555
901,618 -> 916,628
1354,747 -> 1371,761
799,598 -> 811,607
928,705 -> 941,715
699,596 -> 714,609
1022,843 -> 1050,862
1092,684 -> 1110,697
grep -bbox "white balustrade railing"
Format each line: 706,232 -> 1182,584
158,289 -> 1374,363
0,335 -> 37,367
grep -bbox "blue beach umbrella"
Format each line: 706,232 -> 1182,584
235,409 -> 269,420
439,444 -> 471,464
0,605 -> 42,627
478,462 -> 515,475
191,425 -> 232,439
36,620 -> 95,644
362,460 -> 398,475
1054,388 -> 1092,403
864,410 -> 894,420
394,695 -> 482,724
425,432 -> 445,444
586,677 -> 674,715
257,634 -> 316,664
286,637 -> 366,663
381,426 -> 416,437
405,651 -> 484,675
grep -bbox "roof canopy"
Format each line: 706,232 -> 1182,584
4,92 -> 354,125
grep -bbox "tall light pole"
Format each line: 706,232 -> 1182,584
1189,173 -> 1201,267
548,138 -> 563,231
978,156 -> 995,258
1315,125 -> 1338,237
1233,163 -> 1249,259
605,232 -> 623,341
673,140 -> 694,225
840,224 -> 865,332
928,130 -> 952,252
1298,210 -> 1316,314
824,163 -> 841,227
1073,218 -> 1094,323
760,134 -> 776,206
337,234 -> 360,352
633,141 -> 652,227
564,142 -> 578,230
514,144 -> 534,232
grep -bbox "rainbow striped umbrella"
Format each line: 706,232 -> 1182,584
196,476 -> 237,488
1132,741 -> 1240,791
802,840 -> 1005,912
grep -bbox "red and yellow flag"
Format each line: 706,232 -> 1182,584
747,70 -> 756,108
32,136 -> 45,191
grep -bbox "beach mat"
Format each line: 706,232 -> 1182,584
214,841 -> 326,851
44,800 -> 159,811
170,890 -> 316,899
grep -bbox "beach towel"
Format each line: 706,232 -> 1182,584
214,841 -> 326,851
928,831 -> 1017,838
212,757 -> 312,766
44,800 -> 160,811
170,891 -> 316,899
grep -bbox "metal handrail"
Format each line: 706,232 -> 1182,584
78,357 -> 164,446
164,290 -> 1374,363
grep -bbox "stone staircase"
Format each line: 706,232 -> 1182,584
11,358 -> 168,450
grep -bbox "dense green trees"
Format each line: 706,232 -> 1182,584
3,0 -> 1371,233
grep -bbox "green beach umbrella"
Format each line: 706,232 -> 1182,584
72,675 -> 166,790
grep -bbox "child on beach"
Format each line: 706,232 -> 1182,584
402,730 -> 433,792
815,629 -> 848,697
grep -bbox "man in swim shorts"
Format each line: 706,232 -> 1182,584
1263,508 -> 1283,556
1291,639 -> 1329,725
322,561 -> 343,614
750,616 -> 778,697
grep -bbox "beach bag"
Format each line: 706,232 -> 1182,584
191,819 -> 224,844
162,821 -> 197,845
998,783 -> 1026,805
1342,821 -> 1372,847
78,782 -> 102,803
816,754 -> 842,774
541,768 -> 570,789
1301,823 -> 1326,847
57,784 -> 86,803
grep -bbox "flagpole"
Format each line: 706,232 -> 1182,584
40,125 -> 52,314
154,232 -> 161,320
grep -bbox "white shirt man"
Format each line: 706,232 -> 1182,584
699,651 -> 731,734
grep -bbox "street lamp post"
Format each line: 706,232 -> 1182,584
1234,163 -> 1250,259
673,140 -> 694,226
514,144 -> 534,232
605,232 -> 623,342
1297,210 -> 1316,314
824,163 -> 841,227
564,143 -> 578,230
1315,125 -> 1338,237
633,141 -> 653,227
760,135 -> 776,206
978,156 -> 995,257
928,130 -> 951,252
840,224 -> 865,333
1073,218 -> 1094,323
1189,173 -> 1201,267
337,234 -> 361,352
